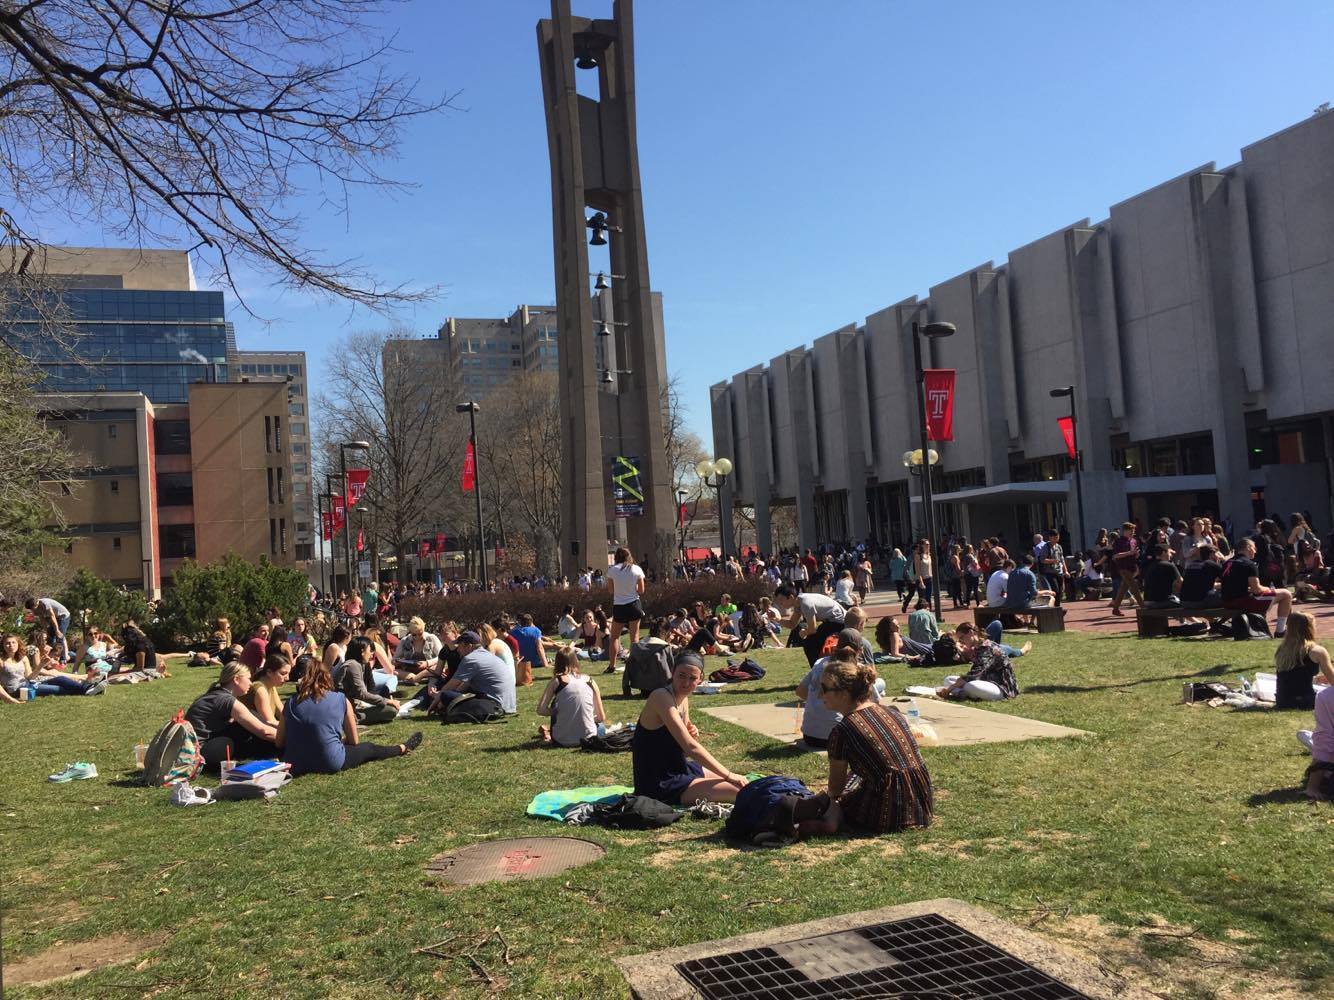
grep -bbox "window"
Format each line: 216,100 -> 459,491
291,422 -> 306,437
296,521 -> 310,533
267,467 -> 275,504
292,482 -> 306,495
293,462 -> 308,475
292,443 -> 305,455
160,524 -> 196,559
274,415 -> 282,451
110,480 -> 119,495
269,518 -> 277,555
290,403 -> 305,416
241,364 -> 254,373
107,424 -> 117,439
289,382 -> 303,396
112,537 -> 121,551
288,364 -> 303,376
276,468 -> 285,503
153,419 -> 191,455
156,472 -> 193,506
512,359 -> 521,367
280,518 -> 287,554
264,415 -> 272,453
258,364 -> 273,374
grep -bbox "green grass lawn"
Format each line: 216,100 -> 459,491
2,633 -> 1330,998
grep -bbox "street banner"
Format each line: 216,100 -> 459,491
1058,416 -> 1077,459
357,528 -> 364,553
320,511 -> 333,541
461,439 -> 476,493
346,468 -> 370,506
678,502 -> 686,529
611,455 -> 644,517
435,532 -> 446,553
331,494 -> 345,534
923,369 -> 956,442
419,540 -> 431,558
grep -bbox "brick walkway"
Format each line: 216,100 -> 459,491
858,592 -> 1334,635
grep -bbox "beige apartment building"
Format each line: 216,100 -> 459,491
40,382 -> 296,596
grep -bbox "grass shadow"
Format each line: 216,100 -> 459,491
1025,662 -> 1234,694
1245,787 -> 1313,807
743,743 -> 814,762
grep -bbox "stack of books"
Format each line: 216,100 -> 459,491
218,759 -> 291,798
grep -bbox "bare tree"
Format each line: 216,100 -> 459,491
316,330 -> 467,584
661,372 -> 708,506
0,0 -> 449,308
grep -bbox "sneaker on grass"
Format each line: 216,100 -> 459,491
48,762 -> 98,783
84,679 -> 108,696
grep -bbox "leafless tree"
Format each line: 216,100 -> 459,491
315,329 -> 468,584
0,0 -> 450,308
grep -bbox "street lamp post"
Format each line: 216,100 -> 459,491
323,473 -> 339,594
676,488 -> 689,573
316,491 -> 329,599
1050,385 -> 1087,554
695,457 -> 733,563
456,402 -> 487,589
339,441 -> 371,596
911,319 -> 956,620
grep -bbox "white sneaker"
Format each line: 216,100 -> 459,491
1296,730 -> 1314,754
396,698 -> 421,718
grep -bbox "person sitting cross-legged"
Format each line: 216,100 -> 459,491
278,656 -> 421,777
936,621 -> 1019,701
512,613 -> 560,674
185,663 -> 279,771
536,647 -> 605,746
426,630 -> 517,717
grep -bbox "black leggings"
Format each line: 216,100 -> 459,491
342,742 -> 402,769
801,619 -> 844,667
200,729 -> 275,772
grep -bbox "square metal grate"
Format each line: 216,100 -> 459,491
676,912 -> 1092,1000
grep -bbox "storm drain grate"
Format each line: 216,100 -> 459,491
677,913 -> 1091,999
425,837 -> 605,886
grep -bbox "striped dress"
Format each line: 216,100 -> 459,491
827,704 -> 934,833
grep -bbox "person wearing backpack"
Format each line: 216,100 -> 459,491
184,662 -> 279,771
277,656 -> 422,777
624,618 -> 675,696
536,648 -> 605,747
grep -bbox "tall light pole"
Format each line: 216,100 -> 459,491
676,487 -> 689,573
316,490 -> 329,599
340,441 -> 371,595
456,402 -> 487,588
911,319 -> 956,620
696,457 -> 733,562
323,473 -> 339,594
1050,385 -> 1087,554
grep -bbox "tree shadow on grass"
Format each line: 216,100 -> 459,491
1024,662 -> 1234,694
742,742 -> 815,762
1245,787 -> 1314,807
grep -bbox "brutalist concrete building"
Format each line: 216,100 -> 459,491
709,110 -> 1334,555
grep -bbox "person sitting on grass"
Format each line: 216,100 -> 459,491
797,651 -> 933,837
834,569 -> 858,609
714,593 -> 738,619
426,630 -> 517,717
733,603 -> 773,652
322,625 -> 351,674
556,606 -> 579,641
238,622 -> 270,672
632,651 -> 749,805
277,656 -> 422,778
1274,612 -> 1334,711
392,616 -> 442,681
572,610 -> 605,658
796,630 -> 881,749
109,624 -> 168,680
758,596 -> 783,637
873,615 -> 927,663
289,618 -> 318,658
1221,537 -> 1294,637
685,603 -> 745,656
0,633 -> 106,702
77,629 -> 119,670
339,636 -> 400,721
245,652 -> 292,727
185,663 -> 278,770
360,624 -> 399,682
840,607 -> 878,663
936,621 -> 1019,701
536,647 -> 605,747
513,613 -> 560,674
666,608 -> 695,646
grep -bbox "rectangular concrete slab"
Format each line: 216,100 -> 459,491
616,898 -> 1154,1000
700,698 -> 1089,748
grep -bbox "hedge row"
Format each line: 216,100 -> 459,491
401,576 -> 773,635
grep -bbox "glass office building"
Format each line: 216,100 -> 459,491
10,288 -> 229,403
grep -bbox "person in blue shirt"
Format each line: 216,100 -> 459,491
1001,554 -> 1055,628
429,631 -> 518,715
511,613 -> 558,672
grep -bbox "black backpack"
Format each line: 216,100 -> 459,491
587,794 -> 682,828
931,634 -> 964,666
623,640 -> 673,696
580,729 -> 634,753
443,694 -> 506,724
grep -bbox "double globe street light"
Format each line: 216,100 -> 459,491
696,457 -> 733,562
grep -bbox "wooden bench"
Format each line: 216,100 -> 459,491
973,605 -> 1066,634
1134,605 -> 1235,638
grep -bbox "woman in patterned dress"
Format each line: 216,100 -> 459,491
800,650 -> 934,836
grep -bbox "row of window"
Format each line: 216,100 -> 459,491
263,415 -> 283,454
270,517 -> 287,556
238,363 -> 303,376
461,339 -> 521,353
62,536 -> 125,554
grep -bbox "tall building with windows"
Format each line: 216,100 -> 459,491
229,350 -> 313,561
6,247 -> 229,402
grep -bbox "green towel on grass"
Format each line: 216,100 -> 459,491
527,785 -> 633,821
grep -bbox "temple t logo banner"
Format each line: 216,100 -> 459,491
923,369 -> 956,442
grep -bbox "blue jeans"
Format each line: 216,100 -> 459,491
32,675 -> 85,697
985,620 -> 1025,657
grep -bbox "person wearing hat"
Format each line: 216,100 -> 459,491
795,627 -> 881,749
632,650 -> 749,805
427,629 -> 516,716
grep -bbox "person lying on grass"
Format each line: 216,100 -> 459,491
185,663 -> 278,770
277,657 -> 422,777
536,647 -> 606,747
632,651 -> 749,805
0,633 -> 106,702
244,652 -> 292,727
798,651 -> 934,837
936,622 -> 1019,701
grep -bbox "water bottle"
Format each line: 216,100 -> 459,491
1239,676 -> 1252,697
596,722 -> 606,738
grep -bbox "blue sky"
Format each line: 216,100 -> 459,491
51,1 -> 1334,442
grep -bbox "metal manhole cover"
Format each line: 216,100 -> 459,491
425,837 -> 605,886
677,913 -> 1091,1000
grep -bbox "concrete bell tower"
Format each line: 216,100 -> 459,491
537,0 -> 675,574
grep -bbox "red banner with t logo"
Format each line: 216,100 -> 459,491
321,511 -> 333,541
331,494 -> 345,534
923,369 -> 956,441
461,439 -> 476,493
345,468 -> 370,506
1057,416 -> 1077,459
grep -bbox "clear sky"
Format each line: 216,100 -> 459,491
52,1 -> 1334,444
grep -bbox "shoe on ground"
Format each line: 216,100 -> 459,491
48,762 -> 98,783
1296,730 -> 1314,753
84,679 -> 108,696
169,783 -> 215,807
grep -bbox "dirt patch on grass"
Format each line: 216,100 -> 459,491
5,932 -> 168,987
647,846 -> 736,869
1043,913 -> 1307,999
782,839 -> 866,868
